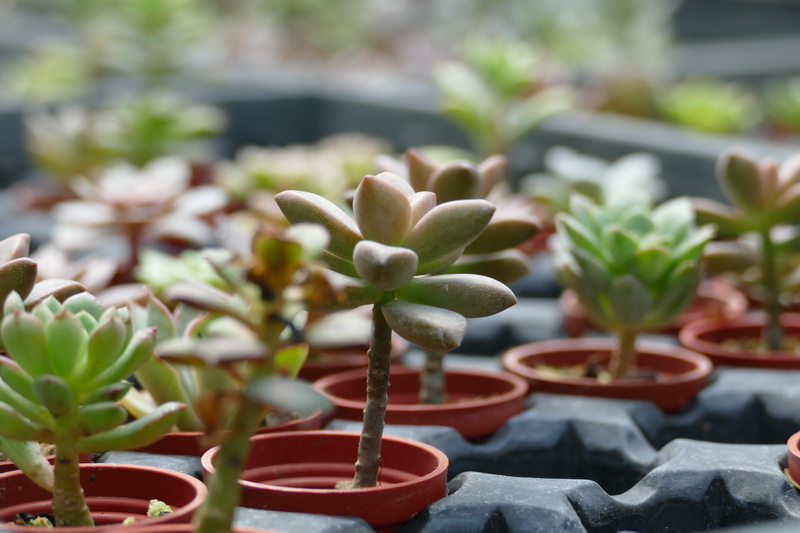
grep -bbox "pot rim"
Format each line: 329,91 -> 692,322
501,337 -> 713,387
312,365 -> 529,413
201,429 -> 448,495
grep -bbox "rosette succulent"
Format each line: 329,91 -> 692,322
694,150 -> 800,350
657,78 -> 762,134
553,192 -> 715,379
0,291 -> 185,527
276,171 -> 517,488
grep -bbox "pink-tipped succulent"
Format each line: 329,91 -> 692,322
52,156 -> 229,280
694,150 -> 800,350
276,171 -> 517,488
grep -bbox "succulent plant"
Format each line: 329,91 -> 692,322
0,291 -> 185,527
51,156 -> 229,279
276,171 -> 517,487
553,192 -> 715,379
657,77 -> 762,134
141,225 -> 335,533
694,150 -> 800,350
25,92 -> 226,184
434,37 -> 572,157
520,146 -> 666,219
763,76 -> 800,134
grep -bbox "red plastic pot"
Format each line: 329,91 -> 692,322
134,409 -> 325,456
0,453 -> 94,474
679,312 -> 800,368
313,365 -> 529,440
561,279 -> 748,337
787,431 -> 800,485
0,463 -> 206,531
299,337 -> 407,381
201,430 -> 448,532
501,338 -> 713,412
116,525 -> 272,533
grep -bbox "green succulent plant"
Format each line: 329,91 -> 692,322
694,150 -> 800,350
657,78 -> 762,135
434,37 -> 572,157
144,225 -> 335,533
553,192 -> 715,379
0,291 -> 185,527
276,171 -> 517,488
763,77 -> 800,134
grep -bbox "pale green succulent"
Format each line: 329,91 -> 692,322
658,78 -> 762,134
553,192 -> 715,378
0,291 -> 185,527
763,77 -> 800,134
694,150 -> 800,350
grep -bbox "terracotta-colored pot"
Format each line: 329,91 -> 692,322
134,409 -> 325,456
313,365 -> 529,440
299,337 -> 407,381
115,525 -> 272,533
0,453 -> 94,474
679,312 -> 800,368
787,431 -> 800,485
201,430 -> 448,532
501,338 -> 713,412
561,279 -> 748,337
0,463 -> 207,531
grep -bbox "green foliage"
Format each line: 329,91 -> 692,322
763,77 -> 800,134
657,78 -> 762,134
434,38 -> 572,156
554,193 -> 714,333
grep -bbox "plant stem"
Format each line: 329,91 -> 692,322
192,395 -> 265,533
350,300 -> 392,488
610,328 -> 638,380
420,350 -> 446,404
760,228 -> 783,351
52,433 -> 92,527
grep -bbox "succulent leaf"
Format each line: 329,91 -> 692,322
353,175 -> 413,245
607,275 -> 651,330
83,316 -> 128,384
78,402 -> 128,434
718,151 -> 764,212
404,199 -> 495,270
692,198 -> 744,237
2,311 -> 51,377
46,311 -> 89,380
428,161 -> 483,203
273,344 -> 309,378
274,190 -> 362,259
406,149 -> 437,192
0,234 -> 30,264
23,279 -> 86,309
245,376 -> 331,416
0,402 -> 45,441
396,274 -> 516,318
77,401 -> 185,453
409,191 -> 437,226
84,381 -> 132,404
465,217 -> 540,254
444,250 -> 531,283
353,241 -> 418,292
382,301 -> 466,352
86,327 -> 156,390
0,258 -> 37,303
32,375 -> 75,417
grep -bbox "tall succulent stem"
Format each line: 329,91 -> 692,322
193,395 -> 265,533
760,228 -> 783,351
52,428 -> 92,527
420,350 -> 446,404
351,300 -> 393,488
610,328 -> 638,380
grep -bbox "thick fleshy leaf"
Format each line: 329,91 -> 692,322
246,376 -> 332,416
86,327 -> 156,390
465,217 -> 540,254
601,225 -> 639,267
0,403 -> 45,441
275,190 -> 362,259
444,250 -> 530,283
692,198 -> 745,237
24,279 -> 86,308
718,151 -> 764,212
407,149 -> 437,192
776,182 -> 800,224
134,356 -> 203,431
428,161 -> 483,203
0,372 -> 55,428
396,274 -> 516,318
0,356 -> 34,401
409,192 -> 437,226
0,438 -> 53,491
571,249 -> 612,294
302,268 -> 382,312
702,241 -> 758,274
556,214 -> 603,258
374,172 -> 415,196
0,234 -> 30,264
382,301 -> 466,352
156,337 -> 266,366
2,312 -> 51,377
0,258 -> 37,303
353,175 -> 413,245
164,281 -> 250,324
273,344 -> 309,378
632,246 -> 671,286
83,316 -> 128,384
32,374 -> 75,417
46,310 -> 89,380
84,381 -> 131,404
353,241 -> 418,291
608,275 -> 651,329
478,155 -> 507,197
63,292 -> 104,321
77,401 -> 185,453
403,199 -> 495,270
78,402 -> 128,435
648,261 -> 701,327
